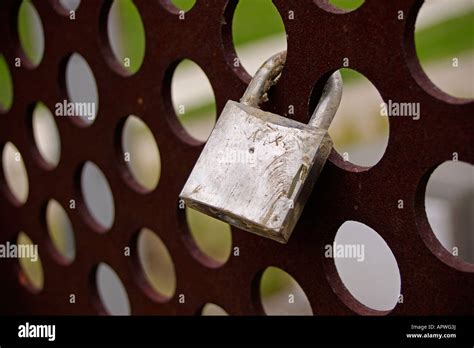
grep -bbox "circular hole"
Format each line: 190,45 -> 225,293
330,221 -> 401,313
136,228 -> 176,301
58,0 -> 81,12
259,266 -> 312,316
17,232 -> 44,292
95,263 -> 131,315
231,0 -> 287,76
1,142 -> 29,205
322,0 -> 365,12
169,0 -> 196,12
322,68 -> 389,167
425,160 -> 474,266
17,0 -> 45,68
120,115 -> 161,192
0,54 -> 14,113
32,102 -> 61,169
414,0 -> 474,99
45,199 -> 76,264
201,303 -> 229,316
185,207 -> 232,267
80,161 -> 115,232
65,53 -> 99,126
106,0 -> 146,76
171,59 -> 217,143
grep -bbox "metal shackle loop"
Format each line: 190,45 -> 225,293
309,70 -> 343,130
240,51 -> 287,108
240,50 -> 343,131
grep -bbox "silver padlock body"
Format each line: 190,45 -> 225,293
180,100 -> 332,243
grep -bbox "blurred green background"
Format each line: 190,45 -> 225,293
2,0 -> 473,315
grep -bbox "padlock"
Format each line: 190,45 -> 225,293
180,51 -> 343,243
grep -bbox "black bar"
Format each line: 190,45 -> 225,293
0,316 -> 472,345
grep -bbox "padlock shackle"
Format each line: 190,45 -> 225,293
240,50 -> 343,131
240,51 -> 287,107
309,71 -> 343,130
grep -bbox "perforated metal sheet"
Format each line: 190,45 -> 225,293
0,0 -> 472,316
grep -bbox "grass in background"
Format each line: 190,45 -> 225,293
18,0 -> 44,67
10,0 -> 474,85
232,0 -> 285,46
186,208 -> 232,265
108,0 -> 145,75
171,0 -> 196,12
182,5 -> 474,126
46,200 -> 76,263
17,232 -> 44,291
0,55 -> 13,111
178,102 -> 216,133
329,0 -> 364,11
3,0 -> 473,300
261,267 -> 293,297
415,10 -> 474,63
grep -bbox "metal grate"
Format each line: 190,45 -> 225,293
0,0 -> 472,316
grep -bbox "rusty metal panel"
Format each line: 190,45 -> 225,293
0,0 -> 472,316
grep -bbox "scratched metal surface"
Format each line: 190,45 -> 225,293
0,0 -> 472,315
180,100 -> 333,243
